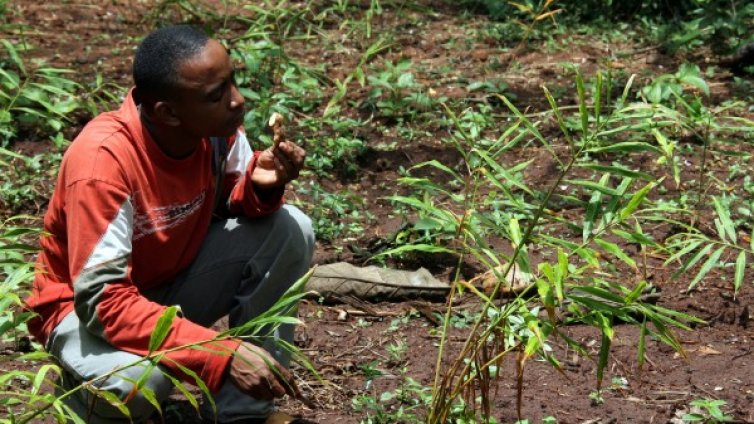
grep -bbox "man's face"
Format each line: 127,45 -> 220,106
169,39 -> 245,139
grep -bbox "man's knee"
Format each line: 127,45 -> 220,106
280,205 -> 315,259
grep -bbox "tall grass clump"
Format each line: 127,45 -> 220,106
377,67 -> 741,421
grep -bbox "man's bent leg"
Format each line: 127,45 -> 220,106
145,205 -> 315,422
47,312 -> 174,424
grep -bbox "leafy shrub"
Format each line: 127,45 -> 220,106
0,41 -> 81,146
361,59 -> 435,120
291,181 -> 366,242
462,0 -> 754,53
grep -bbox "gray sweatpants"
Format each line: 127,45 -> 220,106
46,205 -> 315,423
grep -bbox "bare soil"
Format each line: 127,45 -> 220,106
2,1 -> 754,423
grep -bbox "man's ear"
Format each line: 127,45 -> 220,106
152,101 -> 181,127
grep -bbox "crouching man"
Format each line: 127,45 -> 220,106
24,25 -> 315,424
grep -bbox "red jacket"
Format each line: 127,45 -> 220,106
25,90 -> 282,392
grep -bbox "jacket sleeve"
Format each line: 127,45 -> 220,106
222,130 -> 284,217
66,179 -> 239,392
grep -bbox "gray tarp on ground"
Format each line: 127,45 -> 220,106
305,262 -> 450,302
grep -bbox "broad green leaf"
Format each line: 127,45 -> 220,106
577,163 -> 654,181
596,323 -> 612,389
568,296 -> 618,314
602,178 -> 633,226
568,178 -> 620,197
377,243 -> 457,259
583,174 -> 608,242
148,306 -> 180,353
478,167 -> 527,210
509,218 -> 523,247
619,181 -> 655,220
31,364 -> 58,396
594,238 -> 637,269
476,151 -> 535,196
1,39 -> 26,75
586,141 -> 661,155
618,74 -> 636,108
414,218 -> 443,232
573,286 -> 626,304
164,372 -> 200,410
495,94 -> 553,151
679,74 -> 709,95
674,242 -> 713,277
687,246 -> 725,291
612,229 -> 657,248
625,280 -> 647,304
410,159 -> 463,183
167,358 -> 215,414
555,249 -> 567,302
89,388 -> 130,416
665,239 -> 704,266
652,129 -> 674,156
712,197 -> 736,243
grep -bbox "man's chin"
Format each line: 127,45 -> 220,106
211,126 -> 239,139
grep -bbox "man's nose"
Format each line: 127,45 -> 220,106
230,84 -> 245,109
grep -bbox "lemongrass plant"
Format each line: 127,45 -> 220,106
381,68 -> 706,422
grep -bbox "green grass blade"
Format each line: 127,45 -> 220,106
576,70 -> 588,135
542,86 -> 571,141
735,251 -> 746,296
637,319 -> 647,370
594,71 -> 603,126
148,306 -> 180,353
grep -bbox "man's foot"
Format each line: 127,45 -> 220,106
264,412 -> 298,424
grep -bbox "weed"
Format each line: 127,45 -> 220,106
0,151 -> 61,214
682,399 -> 734,423
352,377 -> 479,424
0,41 -> 82,145
361,59 -> 435,121
290,182 -> 365,243
0,218 -> 40,351
385,338 -> 408,364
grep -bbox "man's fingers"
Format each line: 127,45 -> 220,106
275,366 -> 300,398
266,374 -> 288,398
272,152 -> 299,181
275,141 -> 306,168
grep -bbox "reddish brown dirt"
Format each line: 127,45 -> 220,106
2,1 -> 754,423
